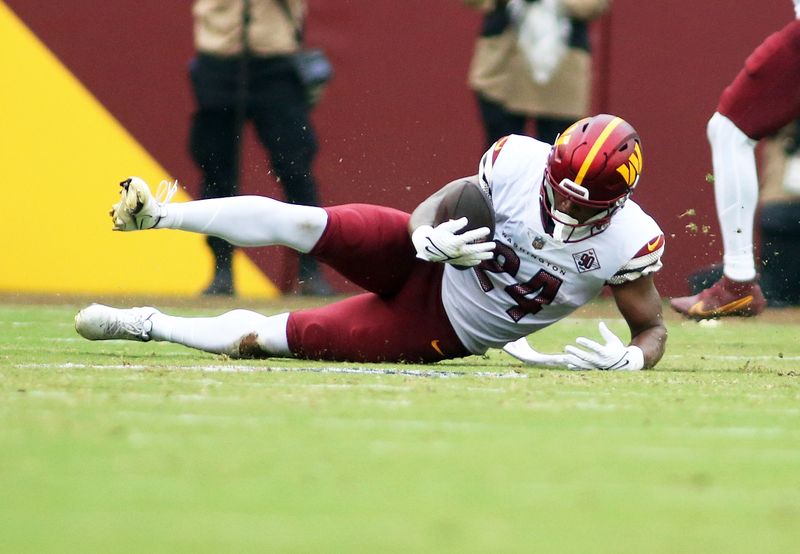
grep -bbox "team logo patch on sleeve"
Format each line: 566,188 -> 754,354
573,248 -> 601,273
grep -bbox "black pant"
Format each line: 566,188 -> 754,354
476,93 -> 574,146
189,54 -> 320,206
189,54 -> 323,280
760,201 -> 800,306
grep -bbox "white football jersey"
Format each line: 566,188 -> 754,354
441,134 -> 665,354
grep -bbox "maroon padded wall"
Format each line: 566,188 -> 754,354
7,0 -> 794,294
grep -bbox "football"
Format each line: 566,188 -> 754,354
433,175 -> 495,238
433,175 -> 495,270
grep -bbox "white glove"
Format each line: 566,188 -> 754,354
564,322 -> 644,371
411,218 -> 495,267
502,337 -> 582,368
795,0 -> 800,19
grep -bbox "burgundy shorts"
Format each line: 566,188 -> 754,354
285,204 -> 470,363
717,20 -> 800,140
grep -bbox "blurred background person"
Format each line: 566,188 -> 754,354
671,6 -> 800,318
463,0 -> 611,146
189,0 -> 333,296
754,120 -> 800,307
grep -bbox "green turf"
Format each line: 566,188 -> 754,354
1,300 -> 799,553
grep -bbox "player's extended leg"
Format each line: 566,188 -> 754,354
709,112 -> 759,282
189,108 -> 241,295
75,304 -> 292,358
668,23 -> 800,320
111,177 -> 328,253
670,113 -> 766,319
111,181 -> 419,295
160,195 -> 328,252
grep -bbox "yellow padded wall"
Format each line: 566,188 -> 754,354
0,2 -> 278,298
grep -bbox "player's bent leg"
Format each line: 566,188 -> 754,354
287,295 -> 468,363
670,114 -> 765,320
707,112 -> 759,282
286,262 -> 471,363
148,310 -> 292,358
311,204 -> 418,296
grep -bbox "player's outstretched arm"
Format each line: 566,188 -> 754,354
596,274 -> 667,369
610,274 -> 667,369
562,275 -> 666,371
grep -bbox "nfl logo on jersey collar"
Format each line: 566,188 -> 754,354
526,227 -> 550,250
525,227 -> 567,252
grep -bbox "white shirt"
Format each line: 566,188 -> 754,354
441,134 -> 665,354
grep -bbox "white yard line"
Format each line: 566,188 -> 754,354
12,362 -> 528,379
668,354 -> 800,360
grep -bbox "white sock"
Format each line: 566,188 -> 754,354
707,112 -> 758,281
148,310 -> 292,358
157,196 -> 328,252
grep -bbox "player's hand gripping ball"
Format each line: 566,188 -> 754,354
433,175 -> 496,238
431,176 -> 496,269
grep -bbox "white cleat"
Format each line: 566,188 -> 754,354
110,176 -> 178,231
75,304 -> 160,341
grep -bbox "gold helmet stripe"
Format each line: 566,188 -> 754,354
574,116 -> 624,185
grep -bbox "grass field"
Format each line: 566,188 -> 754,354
1,296 -> 799,553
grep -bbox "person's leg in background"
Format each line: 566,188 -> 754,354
189,108 -> 240,295
669,112 -> 766,318
708,112 -> 761,283
251,60 -> 333,296
759,201 -> 800,306
475,93 -> 526,147
188,54 -> 243,296
671,21 -> 800,318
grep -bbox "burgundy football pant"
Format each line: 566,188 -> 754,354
285,204 -> 470,363
718,19 -> 800,140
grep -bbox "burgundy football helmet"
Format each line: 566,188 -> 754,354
541,114 -> 643,242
